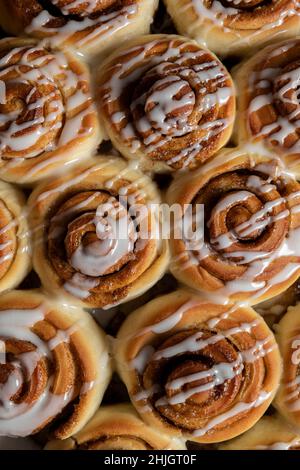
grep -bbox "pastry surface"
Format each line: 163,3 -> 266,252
0,1 -> 300,452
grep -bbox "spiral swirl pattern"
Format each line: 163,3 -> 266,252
97,35 -> 235,172
45,404 -> 185,450
165,0 -> 300,56
274,304 -> 300,430
0,290 -> 111,438
115,290 -> 281,443
235,39 -> 300,177
29,157 -> 169,309
0,1 -> 158,58
168,148 -> 300,305
0,181 -> 30,292
0,38 -> 99,183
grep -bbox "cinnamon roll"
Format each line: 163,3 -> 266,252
97,34 -> 235,172
45,404 -> 186,450
115,289 -> 281,443
28,156 -> 169,309
164,0 -> 300,57
254,282 -> 300,328
219,415 -> 300,450
167,147 -> 300,306
0,290 -> 112,438
0,181 -> 31,293
0,38 -> 101,184
274,303 -> 300,430
234,39 -> 300,178
0,1 -> 158,60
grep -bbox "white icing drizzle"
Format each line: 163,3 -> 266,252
26,4 -> 139,50
129,297 -> 276,435
51,0 -> 98,16
157,358 -> 244,406
136,300 -> 199,337
282,336 -> 300,411
179,0 -> 300,52
0,43 -> 95,176
192,391 -> 271,437
70,200 -> 137,277
246,40 -> 300,163
173,153 -> 300,303
100,37 -> 233,168
0,303 -> 95,436
35,158 -> 159,301
131,345 -> 156,374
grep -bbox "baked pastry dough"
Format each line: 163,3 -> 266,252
167,147 -> 300,305
165,0 -> 300,57
0,0 -> 158,60
0,38 -> 101,184
219,414 -> 300,450
115,289 -> 281,443
0,180 -> 31,293
97,34 -> 235,172
234,39 -> 300,178
0,290 -> 112,438
29,156 -> 169,309
45,404 -> 186,450
274,303 -> 300,430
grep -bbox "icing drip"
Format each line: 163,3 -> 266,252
99,37 -> 234,169
0,43 -> 96,178
178,0 -> 300,51
34,159 -> 159,301
192,391 -> 271,437
173,152 -> 300,303
0,304 -> 93,436
129,298 -> 276,437
70,199 -> 137,277
245,40 -> 300,167
26,4 -> 139,50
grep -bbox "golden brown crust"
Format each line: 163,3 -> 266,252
165,0 -> 300,57
115,289 -> 281,443
28,156 -> 169,309
0,180 -> 31,292
219,414 -> 300,450
0,37 -> 101,184
167,147 -> 300,305
234,39 -> 300,178
0,0 -> 158,59
45,404 -> 186,450
97,34 -> 235,172
0,290 -> 112,438
274,303 -> 300,430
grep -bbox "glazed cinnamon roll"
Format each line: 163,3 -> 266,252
164,0 -> 300,57
28,156 -> 169,309
254,282 -> 299,328
97,34 -> 235,172
274,303 -> 300,430
219,415 -> 300,450
0,290 -> 112,438
234,39 -> 300,178
0,1 -> 158,59
115,289 -> 281,443
45,404 -> 186,450
167,147 -> 300,306
0,181 -> 31,293
0,38 -> 100,184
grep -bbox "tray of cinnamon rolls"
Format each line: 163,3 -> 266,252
1,0 -> 300,453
